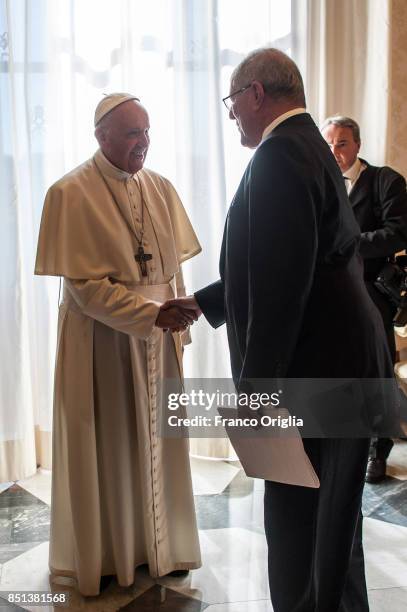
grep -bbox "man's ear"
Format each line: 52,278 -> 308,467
251,80 -> 266,109
95,126 -> 107,144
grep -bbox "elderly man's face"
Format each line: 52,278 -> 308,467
99,101 -> 150,174
227,81 -> 261,149
322,124 -> 360,173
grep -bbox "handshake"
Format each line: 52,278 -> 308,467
155,295 -> 202,332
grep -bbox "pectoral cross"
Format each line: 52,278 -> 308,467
135,245 -> 152,277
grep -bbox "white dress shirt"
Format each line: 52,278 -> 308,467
343,158 -> 367,195
261,107 -> 307,141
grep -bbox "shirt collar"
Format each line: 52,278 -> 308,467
343,157 -> 363,183
94,148 -> 134,182
261,108 -> 307,141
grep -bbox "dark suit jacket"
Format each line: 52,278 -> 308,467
195,113 -> 393,392
349,160 -> 407,282
349,161 -> 407,360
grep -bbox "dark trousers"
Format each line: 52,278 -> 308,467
366,283 -> 396,458
264,438 -> 370,612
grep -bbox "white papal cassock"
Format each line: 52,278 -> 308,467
35,149 -> 202,596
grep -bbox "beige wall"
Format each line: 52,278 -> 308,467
387,0 -> 407,176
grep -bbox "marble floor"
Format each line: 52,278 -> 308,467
0,446 -> 407,611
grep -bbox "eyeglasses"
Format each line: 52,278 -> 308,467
222,84 -> 252,111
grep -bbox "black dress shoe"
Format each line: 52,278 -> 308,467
165,569 -> 190,577
365,457 -> 387,483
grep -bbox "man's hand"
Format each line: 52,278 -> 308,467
161,295 -> 202,318
155,296 -> 202,332
155,304 -> 196,332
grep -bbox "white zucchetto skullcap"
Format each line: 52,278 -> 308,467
94,93 -> 140,126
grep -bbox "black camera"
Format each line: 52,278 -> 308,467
374,255 -> 407,327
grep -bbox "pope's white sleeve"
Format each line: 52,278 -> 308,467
64,277 -> 160,339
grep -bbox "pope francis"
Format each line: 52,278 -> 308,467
35,93 -> 202,596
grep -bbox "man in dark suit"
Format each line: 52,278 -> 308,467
322,115 -> 407,483
164,48 -> 393,611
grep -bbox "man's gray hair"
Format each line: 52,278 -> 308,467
321,115 -> 361,144
231,47 -> 306,107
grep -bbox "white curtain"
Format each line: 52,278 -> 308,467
0,0 -> 59,481
0,0 -> 294,480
